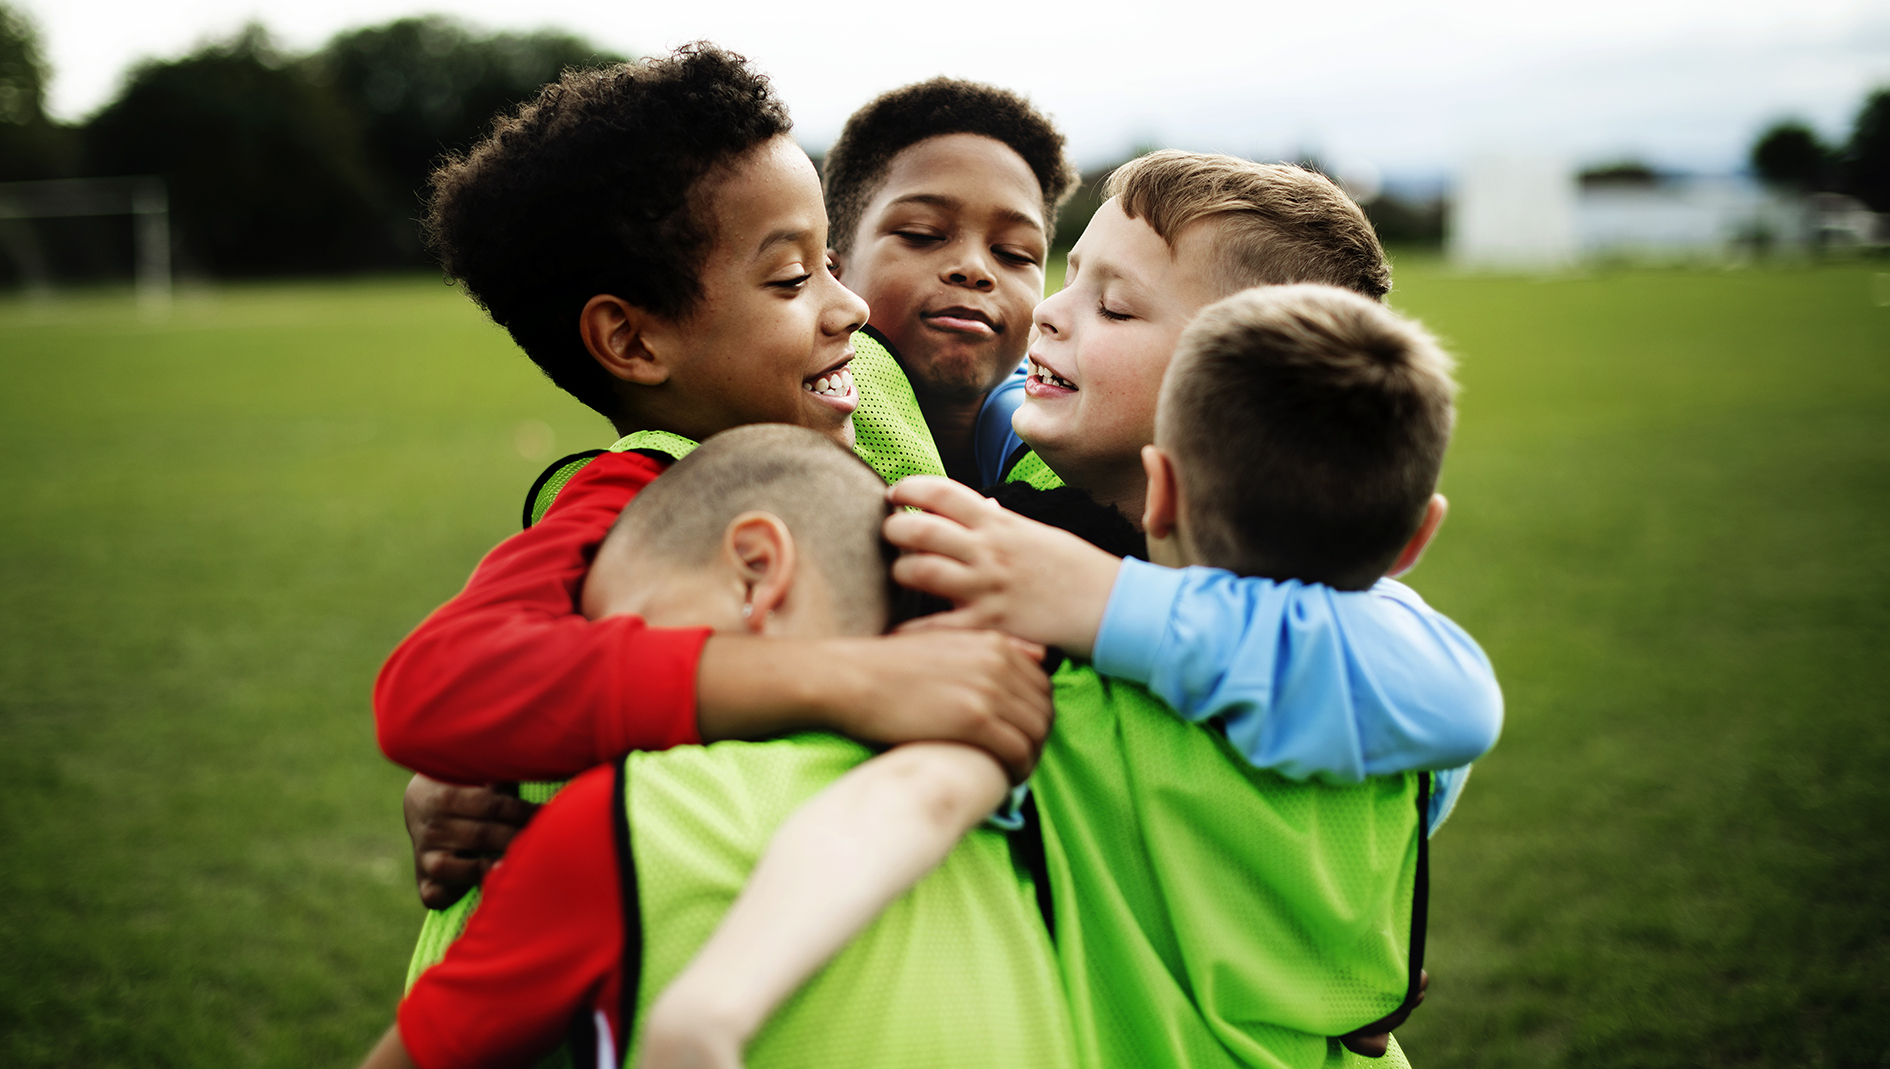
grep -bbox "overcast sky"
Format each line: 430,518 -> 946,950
20,0 -> 1890,177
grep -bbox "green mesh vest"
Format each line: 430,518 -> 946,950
406,333 -> 948,990
618,734 -> 1075,1067
1004,449 -> 1424,1069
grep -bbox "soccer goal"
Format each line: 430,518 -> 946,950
0,176 -> 170,312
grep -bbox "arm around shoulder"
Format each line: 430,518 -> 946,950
1092,561 -> 1503,781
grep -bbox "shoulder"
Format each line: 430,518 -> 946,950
535,449 -> 671,524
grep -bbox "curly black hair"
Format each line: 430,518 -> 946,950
424,43 -> 791,418
821,78 -> 1078,255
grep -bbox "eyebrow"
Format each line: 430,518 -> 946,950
755,228 -> 816,258
886,193 -> 1045,234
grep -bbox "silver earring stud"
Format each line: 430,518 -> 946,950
742,604 -> 753,619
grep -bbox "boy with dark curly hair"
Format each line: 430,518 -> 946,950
823,78 -> 1079,486
390,74 -> 1078,924
376,40 -> 1061,993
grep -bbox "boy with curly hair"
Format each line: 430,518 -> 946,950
378,41 -> 1059,986
392,74 -> 1079,917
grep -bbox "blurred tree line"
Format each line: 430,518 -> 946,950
0,4 -> 625,279
1751,91 -> 1890,210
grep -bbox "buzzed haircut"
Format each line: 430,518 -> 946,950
822,78 -> 1079,254
1159,285 -> 1456,590
425,43 -> 791,419
1106,151 -> 1392,301
601,425 -> 896,635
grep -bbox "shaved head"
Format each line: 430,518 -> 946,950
596,424 -> 894,635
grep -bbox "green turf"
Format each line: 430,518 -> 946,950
0,262 -> 1885,1067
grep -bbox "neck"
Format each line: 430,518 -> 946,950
915,392 -> 985,487
1038,450 -> 1147,531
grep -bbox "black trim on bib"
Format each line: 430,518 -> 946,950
1403,770 -> 1431,1011
523,450 -> 606,529
612,759 -> 644,1056
857,323 -> 905,369
997,441 -> 1035,487
1011,791 -> 1056,942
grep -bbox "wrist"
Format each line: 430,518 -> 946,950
1054,550 -> 1122,659
649,973 -> 763,1048
696,636 -> 871,743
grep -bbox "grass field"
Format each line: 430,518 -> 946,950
0,260 -> 1885,1067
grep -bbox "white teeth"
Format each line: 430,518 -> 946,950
805,367 -> 854,398
1031,360 -> 1074,389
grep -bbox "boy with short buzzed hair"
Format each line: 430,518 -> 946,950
823,78 -> 1079,486
362,425 -> 1074,1069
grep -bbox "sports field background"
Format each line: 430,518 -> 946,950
1,259 -> 1885,1066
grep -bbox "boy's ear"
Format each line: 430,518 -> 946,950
1387,494 -> 1449,579
1141,445 -> 1181,540
579,294 -> 678,387
724,511 -> 798,630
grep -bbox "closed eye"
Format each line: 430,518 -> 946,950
996,246 -> 1041,267
1097,300 -> 1131,321
770,273 -> 813,291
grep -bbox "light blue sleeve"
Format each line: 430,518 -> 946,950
973,364 -> 1029,488
1427,765 -> 1469,837
1092,559 -> 1503,788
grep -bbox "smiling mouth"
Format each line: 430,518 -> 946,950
922,307 -> 999,335
1028,358 -> 1076,390
802,360 -> 856,401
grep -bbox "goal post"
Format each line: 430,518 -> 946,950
0,176 -> 171,312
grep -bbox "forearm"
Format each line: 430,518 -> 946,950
644,743 -> 1008,1049
1096,563 -> 1503,778
359,1025 -> 418,1069
376,615 -> 709,782
693,635 -> 864,743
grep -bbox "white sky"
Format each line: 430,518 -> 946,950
20,0 -> 1890,176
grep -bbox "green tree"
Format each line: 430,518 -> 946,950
1752,121 -> 1833,191
1841,89 -> 1890,212
83,26 -> 395,275
317,17 -> 627,221
0,1 -> 77,180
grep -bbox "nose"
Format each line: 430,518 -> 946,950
941,240 -> 996,292
1033,286 -> 1068,338
825,272 -> 869,335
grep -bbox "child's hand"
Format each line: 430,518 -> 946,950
829,631 -> 1052,784
403,774 -> 538,909
885,476 -> 1124,658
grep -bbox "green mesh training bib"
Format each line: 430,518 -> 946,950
408,343 -> 948,990
1000,453 -> 1424,1068
1034,664 -> 1421,1069
619,734 -> 1076,1068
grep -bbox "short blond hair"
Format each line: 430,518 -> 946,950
1159,285 -> 1455,589
1105,151 -> 1390,301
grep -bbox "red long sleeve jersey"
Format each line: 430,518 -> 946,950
375,451 -> 711,784
398,764 -> 627,1068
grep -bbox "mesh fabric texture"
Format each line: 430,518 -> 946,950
624,734 -> 1077,1068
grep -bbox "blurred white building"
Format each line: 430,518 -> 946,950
1450,154 -> 1579,270
1449,156 -> 1886,268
